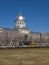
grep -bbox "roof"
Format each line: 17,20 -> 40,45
16,27 -> 30,30
30,31 -> 41,34
15,12 -> 25,21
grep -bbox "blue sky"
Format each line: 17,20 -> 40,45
0,0 -> 49,32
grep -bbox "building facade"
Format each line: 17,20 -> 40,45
0,12 -> 49,48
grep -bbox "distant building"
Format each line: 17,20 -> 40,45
0,12 -> 49,48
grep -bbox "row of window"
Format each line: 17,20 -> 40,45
17,21 -> 25,25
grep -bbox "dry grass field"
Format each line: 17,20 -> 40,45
0,48 -> 49,65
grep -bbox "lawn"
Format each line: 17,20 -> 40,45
0,48 -> 49,65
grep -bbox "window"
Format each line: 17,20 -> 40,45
20,22 -> 21,24
18,21 -> 19,24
